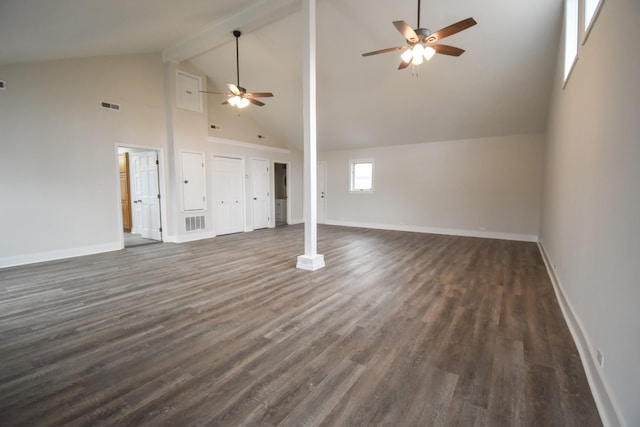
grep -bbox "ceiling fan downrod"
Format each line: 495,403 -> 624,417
233,30 -> 241,90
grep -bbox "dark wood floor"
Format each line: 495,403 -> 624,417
0,225 -> 601,426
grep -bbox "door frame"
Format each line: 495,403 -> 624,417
211,154 -> 247,235
272,160 -> 291,226
115,144 -> 167,248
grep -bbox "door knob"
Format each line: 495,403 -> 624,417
253,197 -> 257,200
184,180 -> 189,184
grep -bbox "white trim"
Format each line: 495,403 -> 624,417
211,153 -> 246,236
583,0 -> 605,45
0,243 -> 121,269
273,160 -> 292,225
324,220 -> 538,242
180,150 -> 207,212
165,230 -> 216,243
537,242 -> 624,427
115,143 -> 167,245
296,253 -> 325,271
208,136 -> 290,154
349,158 -> 374,193
563,0 -> 579,86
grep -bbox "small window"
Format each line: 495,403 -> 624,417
350,160 -> 374,192
584,0 -> 604,41
563,0 -> 579,85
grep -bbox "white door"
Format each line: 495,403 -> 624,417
212,156 -> 244,235
182,152 -> 206,211
251,158 -> 269,230
317,162 -> 326,224
131,151 -> 162,240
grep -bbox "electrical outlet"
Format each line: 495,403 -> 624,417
209,123 -> 221,130
597,349 -> 604,368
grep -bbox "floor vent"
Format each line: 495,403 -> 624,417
185,215 -> 205,232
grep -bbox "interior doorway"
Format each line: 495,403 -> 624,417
118,146 -> 163,247
274,162 -> 288,226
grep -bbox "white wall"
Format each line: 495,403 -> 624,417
540,1 -> 640,426
0,54 -> 168,267
163,61 -> 212,242
320,134 -> 544,241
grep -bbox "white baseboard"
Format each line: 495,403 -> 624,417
323,220 -> 538,242
537,242 -> 624,427
0,242 -> 122,269
165,230 -> 216,243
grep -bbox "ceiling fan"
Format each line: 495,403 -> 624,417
201,30 -> 273,108
362,0 -> 477,70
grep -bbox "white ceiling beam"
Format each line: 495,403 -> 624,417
163,0 -> 300,63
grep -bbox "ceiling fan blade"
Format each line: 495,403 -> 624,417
427,17 -> 477,42
248,98 -> 265,106
226,82 -> 241,96
398,60 -> 410,70
393,21 -> 419,43
362,45 -> 409,57
246,92 -> 274,98
431,44 -> 465,56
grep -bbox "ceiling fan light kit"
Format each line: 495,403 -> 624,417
228,95 -> 250,109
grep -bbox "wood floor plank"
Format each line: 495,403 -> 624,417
0,224 -> 601,426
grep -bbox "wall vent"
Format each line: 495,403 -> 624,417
100,101 -> 120,111
185,215 -> 205,232
0,80 -> 6,90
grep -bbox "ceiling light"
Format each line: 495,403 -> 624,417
237,97 -> 250,109
401,43 -> 435,65
401,48 -> 414,63
411,44 -> 424,64
423,46 -> 436,61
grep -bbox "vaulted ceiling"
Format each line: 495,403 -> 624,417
0,0 -> 563,151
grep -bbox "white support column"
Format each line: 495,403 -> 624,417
296,0 -> 325,271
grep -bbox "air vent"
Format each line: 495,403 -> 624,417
185,215 -> 205,232
100,101 -> 120,111
0,80 -> 6,90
